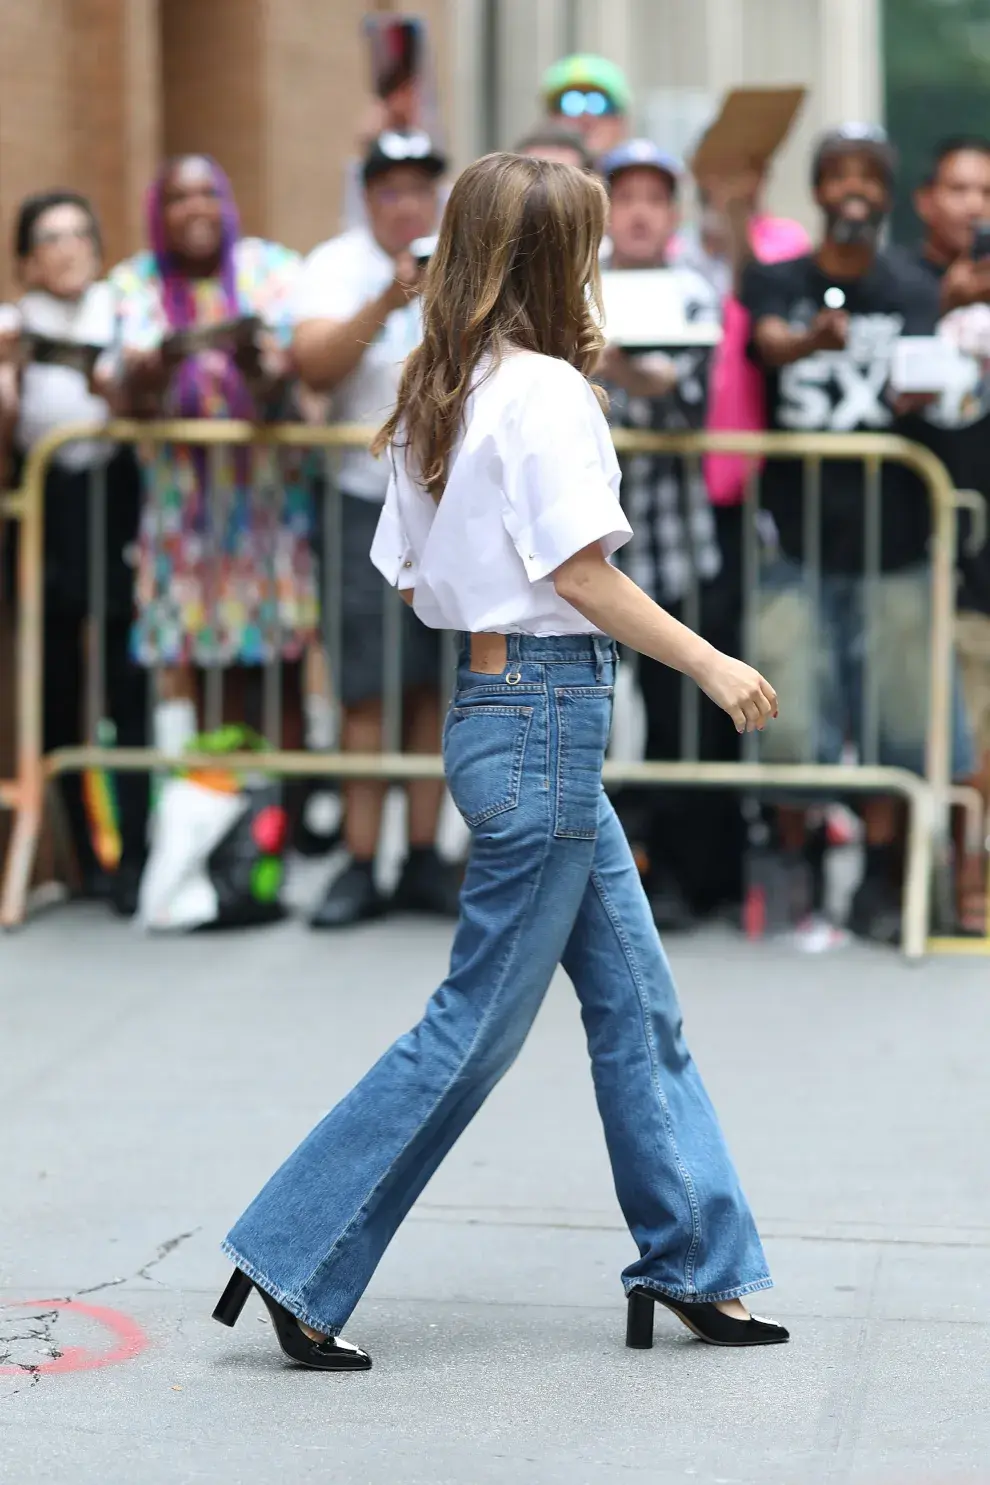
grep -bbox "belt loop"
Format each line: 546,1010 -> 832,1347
594,636 -> 605,683
507,633 -> 521,664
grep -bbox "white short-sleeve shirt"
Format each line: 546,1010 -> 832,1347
292,227 -> 422,502
14,285 -> 115,471
370,351 -> 632,635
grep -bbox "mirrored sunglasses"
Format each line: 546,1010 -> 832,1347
555,89 -> 617,119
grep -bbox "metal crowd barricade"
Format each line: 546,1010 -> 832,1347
0,419 -> 986,961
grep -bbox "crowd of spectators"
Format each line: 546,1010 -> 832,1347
1,53 -> 989,944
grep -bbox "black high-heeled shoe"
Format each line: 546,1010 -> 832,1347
625,1286 -> 789,1349
212,1267 -> 372,1370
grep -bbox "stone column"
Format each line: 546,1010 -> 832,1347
819,0 -> 883,127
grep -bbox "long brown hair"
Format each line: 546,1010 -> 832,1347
371,151 -> 608,498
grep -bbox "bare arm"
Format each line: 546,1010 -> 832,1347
0,362 -> 18,487
293,251 -> 420,393
700,170 -> 761,294
597,344 -> 678,399
752,308 -> 847,368
553,543 -> 776,733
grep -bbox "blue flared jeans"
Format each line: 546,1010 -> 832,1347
223,633 -> 771,1335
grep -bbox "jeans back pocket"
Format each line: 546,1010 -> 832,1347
444,704 -> 534,828
554,686 -> 612,839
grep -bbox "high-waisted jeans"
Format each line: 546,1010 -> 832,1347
222,633 -> 771,1335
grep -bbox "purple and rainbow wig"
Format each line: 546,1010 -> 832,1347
146,155 -> 253,418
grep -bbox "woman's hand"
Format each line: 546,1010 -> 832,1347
553,543 -> 779,734
0,361 -> 20,422
0,328 -> 21,368
122,343 -> 179,398
691,649 -> 777,734
235,332 -> 290,419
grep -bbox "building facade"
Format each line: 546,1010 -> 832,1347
0,0 -> 881,291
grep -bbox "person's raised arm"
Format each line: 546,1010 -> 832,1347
553,542 -> 776,734
698,168 -> 761,295
740,258 -> 847,368
293,251 -> 420,393
750,308 -> 847,368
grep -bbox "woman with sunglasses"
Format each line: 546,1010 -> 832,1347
212,152 -> 787,1371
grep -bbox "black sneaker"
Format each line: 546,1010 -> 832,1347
309,860 -> 387,929
393,847 -> 462,918
109,855 -> 146,918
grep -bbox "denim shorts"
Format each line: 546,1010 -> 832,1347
754,559 -> 974,779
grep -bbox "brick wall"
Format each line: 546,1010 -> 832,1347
0,0 -> 74,296
161,0 -> 266,238
0,0 -> 161,293
0,0 -> 453,291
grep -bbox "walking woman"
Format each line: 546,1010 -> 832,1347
213,153 -> 787,1368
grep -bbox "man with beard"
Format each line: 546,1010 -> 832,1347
913,136 -> 990,930
740,124 -> 973,943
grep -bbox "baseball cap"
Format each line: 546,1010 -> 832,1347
541,55 -> 632,117
599,139 -> 681,192
362,129 -> 448,186
811,123 -> 897,189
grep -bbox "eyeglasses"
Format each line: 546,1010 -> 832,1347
33,225 -> 96,249
554,89 -> 617,119
372,180 -> 438,206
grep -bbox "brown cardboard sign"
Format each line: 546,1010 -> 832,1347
691,87 -> 806,179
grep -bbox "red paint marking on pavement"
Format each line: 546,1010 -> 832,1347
0,1298 -> 150,1375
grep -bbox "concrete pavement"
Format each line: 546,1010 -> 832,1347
2,905 -> 989,1483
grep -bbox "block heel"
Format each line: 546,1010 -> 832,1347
625,1286 -> 789,1348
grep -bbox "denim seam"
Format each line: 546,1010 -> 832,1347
295,817 -> 559,1314
454,684 -> 547,699
589,868 -> 703,1292
553,687 -> 612,841
623,1276 -> 774,1304
219,1241 -> 343,1338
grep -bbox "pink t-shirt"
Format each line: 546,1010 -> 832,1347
705,215 -> 811,505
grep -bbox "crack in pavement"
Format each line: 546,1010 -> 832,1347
74,1226 -> 202,1297
0,1308 -> 62,1395
1,1227 -> 200,1396
136,1229 -> 201,1287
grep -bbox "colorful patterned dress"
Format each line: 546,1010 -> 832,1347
109,237 -> 319,668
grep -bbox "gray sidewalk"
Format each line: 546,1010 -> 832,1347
2,907 -> 989,1484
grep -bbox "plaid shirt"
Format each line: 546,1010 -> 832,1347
606,347 -> 722,606
601,262 -> 723,606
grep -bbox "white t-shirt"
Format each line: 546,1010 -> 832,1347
370,351 -> 632,635
292,226 -> 422,501
14,285 -> 115,471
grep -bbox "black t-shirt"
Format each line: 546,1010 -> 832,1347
740,252 -> 940,572
910,250 -> 990,615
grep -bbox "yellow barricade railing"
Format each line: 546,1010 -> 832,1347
0,419 -> 986,959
